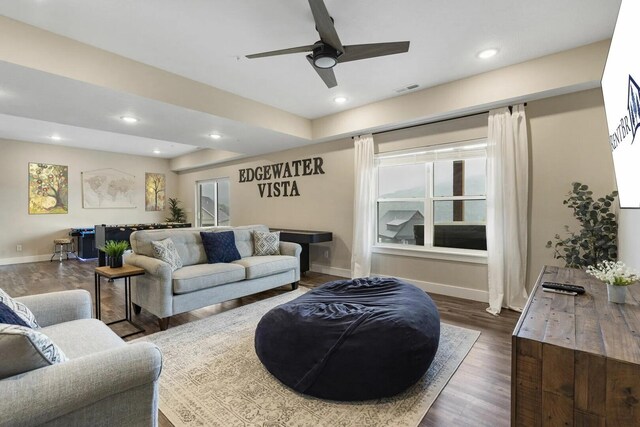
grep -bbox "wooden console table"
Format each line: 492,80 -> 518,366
512,265 -> 640,426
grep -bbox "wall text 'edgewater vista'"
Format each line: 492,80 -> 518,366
238,157 -> 325,198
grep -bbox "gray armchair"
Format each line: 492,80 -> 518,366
0,290 -> 162,427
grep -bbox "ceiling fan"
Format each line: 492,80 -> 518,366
245,0 -> 410,88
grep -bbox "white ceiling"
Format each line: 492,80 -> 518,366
0,0 -> 622,160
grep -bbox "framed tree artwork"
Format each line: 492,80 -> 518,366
28,162 -> 68,214
145,172 -> 166,211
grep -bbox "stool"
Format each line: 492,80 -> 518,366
50,238 -> 76,262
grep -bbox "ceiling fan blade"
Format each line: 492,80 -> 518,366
308,0 -> 344,52
337,41 -> 410,63
246,45 -> 316,59
306,55 -> 337,88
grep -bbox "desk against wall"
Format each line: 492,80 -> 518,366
269,228 -> 332,274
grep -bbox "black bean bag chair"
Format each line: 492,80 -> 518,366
254,277 -> 440,401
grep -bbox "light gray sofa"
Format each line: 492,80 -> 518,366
0,290 -> 162,427
127,224 -> 301,330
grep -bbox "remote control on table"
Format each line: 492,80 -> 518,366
543,288 -> 577,296
541,282 -> 585,294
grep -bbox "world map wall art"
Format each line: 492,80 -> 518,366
82,168 -> 136,209
28,162 -> 68,215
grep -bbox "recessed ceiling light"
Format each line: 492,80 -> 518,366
209,133 -> 222,140
153,149 -> 161,154
334,96 -> 347,104
477,48 -> 499,59
120,116 -> 138,123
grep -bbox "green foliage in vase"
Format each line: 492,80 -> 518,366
166,197 -> 187,223
101,240 -> 129,258
546,182 -> 618,269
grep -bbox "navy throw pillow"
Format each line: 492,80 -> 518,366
200,231 -> 241,263
0,301 -> 30,328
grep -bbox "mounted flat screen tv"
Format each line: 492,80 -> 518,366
602,0 -> 640,208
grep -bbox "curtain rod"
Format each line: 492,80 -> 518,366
355,103 -> 527,139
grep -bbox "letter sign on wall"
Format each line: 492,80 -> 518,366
238,157 -> 325,198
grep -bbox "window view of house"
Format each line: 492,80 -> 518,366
376,142 -> 487,250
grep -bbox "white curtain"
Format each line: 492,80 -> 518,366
486,105 -> 529,315
351,134 -> 375,278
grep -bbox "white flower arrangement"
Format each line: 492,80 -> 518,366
586,261 -> 639,286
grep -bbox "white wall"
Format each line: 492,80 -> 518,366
0,138 -> 177,264
619,210 -> 640,270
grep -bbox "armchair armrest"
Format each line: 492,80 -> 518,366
15,290 -> 92,327
0,342 -> 162,426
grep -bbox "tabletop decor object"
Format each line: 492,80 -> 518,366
586,260 -> 638,303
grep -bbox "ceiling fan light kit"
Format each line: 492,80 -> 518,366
312,43 -> 340,69
246,0 -> 410,88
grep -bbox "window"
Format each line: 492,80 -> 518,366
196,178 -> 230,227
375,140 -> 487,253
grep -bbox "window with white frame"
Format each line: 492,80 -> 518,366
196,178 -> 230,227
375,139 -> 487,252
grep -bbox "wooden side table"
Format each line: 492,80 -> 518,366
94,264 -> 145,338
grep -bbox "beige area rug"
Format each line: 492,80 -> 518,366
138,289 -> 480,427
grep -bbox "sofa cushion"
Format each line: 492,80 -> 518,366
0,301 -> 30,327
232,225 -> 270,258
0,288 -> 40,329
129,225 -> 270,264
253,231 -> 281,256
131,228 -> 231,266
41,319 -> 125,359
200,231 -> 241,263
172,263 -> 246,294
151,238 -> 183,271
0,324 -> 68,379
233,256 -> 298,280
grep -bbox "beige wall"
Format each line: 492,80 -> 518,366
0,139 -> 177,264
176,139 -> 355,273
177,88 -> 617,301
527,89 -> 615,288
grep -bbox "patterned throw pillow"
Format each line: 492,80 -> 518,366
151,238 -> 183,271
200,231 -> 241,263
0,289 -> 39,329
0,302 -> 30,327
0,324 -> 68,379
253,231 -> 281,256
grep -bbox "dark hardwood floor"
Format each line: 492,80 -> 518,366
0,259 -> 520,426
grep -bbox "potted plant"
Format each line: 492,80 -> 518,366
586,261 -> 638,303
166,197 -> 186,223
546,182 -> 618,268
101,240 -> 129,268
